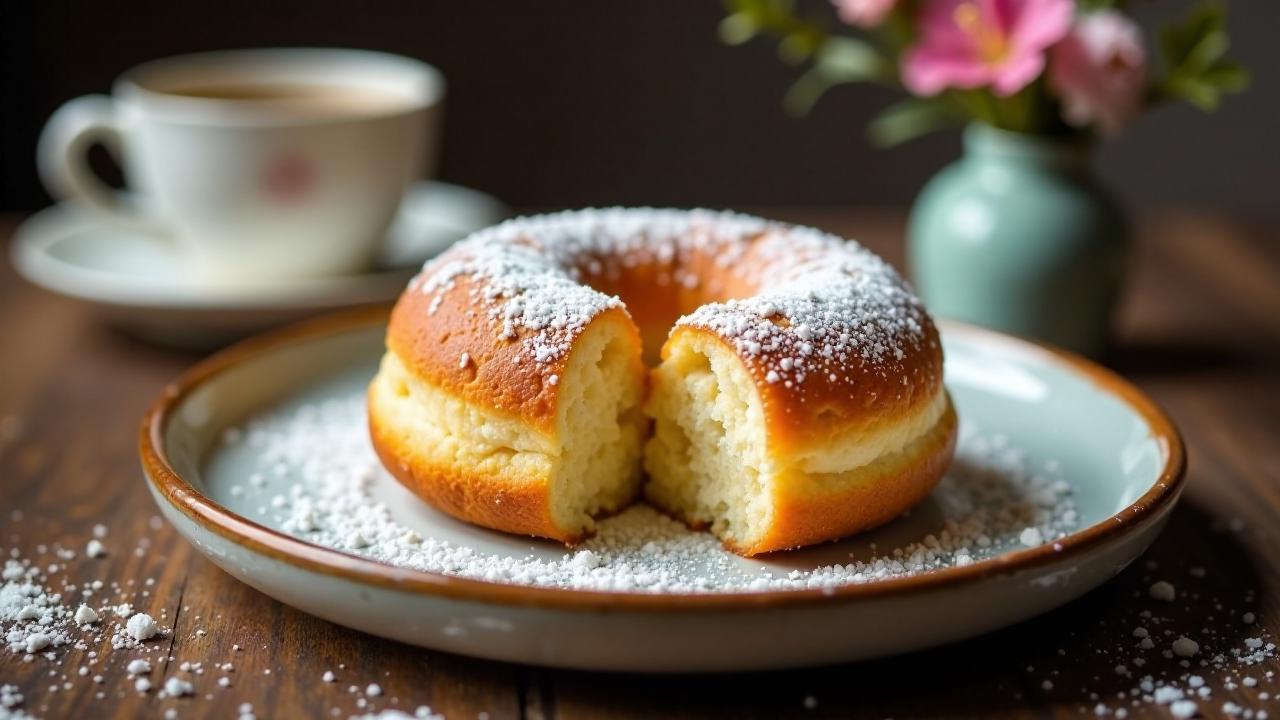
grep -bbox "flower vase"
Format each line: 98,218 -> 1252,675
908,124 -> 1129,358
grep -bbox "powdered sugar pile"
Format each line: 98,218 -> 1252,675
410,209 -> 931,391
216,392 -> 1078,593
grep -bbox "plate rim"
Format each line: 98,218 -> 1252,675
139,306 -> 1186,611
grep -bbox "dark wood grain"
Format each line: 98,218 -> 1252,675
1,211 -> 1276,719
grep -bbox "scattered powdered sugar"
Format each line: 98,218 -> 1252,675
351,708 -> 444,720
1024,523 -> 1277,720
221,392 -> 1081,593
84,540 -> 105,559
1172,636 -> 1201,658
0,535 -> 188,717
0,525 -> 457,720
162,676 -> 194,697
1150,580 -> 1177,602
410,209 -> 930,392
1,569 -> 170,657
1020,527 -> 1044,547
3,562 -> 82,656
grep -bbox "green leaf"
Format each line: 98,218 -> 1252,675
1166,78 -> 1222,110
784,68 -> 836,116
1159,2 -> 1226,69
778,33 -> 818,63
815,37 -> 891,81
782,38 -> 892,115
718,13 -> 759,45
1179,28 -> 1229,76
1155,1 -> 1249,113
718,0 -> 829,62
868,98 -> 956,147
1200,62 -> 1251,91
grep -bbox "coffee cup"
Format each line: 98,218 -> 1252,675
38,48 -> 444,284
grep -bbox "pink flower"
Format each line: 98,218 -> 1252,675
902,0 -> 1075,97
833,0 -> 897,28
1049,10 -> 1147,135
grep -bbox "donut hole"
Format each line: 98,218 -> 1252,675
644,332 -> 771,549
573,249 -> 763,368
547,313 -> 647,536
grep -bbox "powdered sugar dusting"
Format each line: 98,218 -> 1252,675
216,393 -> 1080,593
409,208 -> 929,384
678,222 -> 928,390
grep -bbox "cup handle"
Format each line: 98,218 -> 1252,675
37,95 -> 157,230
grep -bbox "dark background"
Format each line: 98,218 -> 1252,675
1,1 -> 1275,215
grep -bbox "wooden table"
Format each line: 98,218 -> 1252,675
2,210 -> 1277,719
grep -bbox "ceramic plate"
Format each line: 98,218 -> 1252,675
140,309 -> 1184,672
10,181 -> 505,348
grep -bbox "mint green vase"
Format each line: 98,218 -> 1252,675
908,124 -> 1128,358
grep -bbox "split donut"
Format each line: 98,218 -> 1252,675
368,209 -> 956,556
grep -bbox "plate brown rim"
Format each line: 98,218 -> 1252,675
140,306 -> 1186,612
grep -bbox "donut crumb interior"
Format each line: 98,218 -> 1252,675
547,314 -> 646,536
643,332 -> 770,549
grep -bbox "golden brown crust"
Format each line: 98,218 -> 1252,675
367,384 -> 573,543
741,394 -> 958,556
388,281 -> 639,437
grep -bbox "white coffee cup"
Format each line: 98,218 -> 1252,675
38,48 -> 444,284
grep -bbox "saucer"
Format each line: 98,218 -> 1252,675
10,181 -> 506,348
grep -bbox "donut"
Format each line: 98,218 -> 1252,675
368,209 -> 956,556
